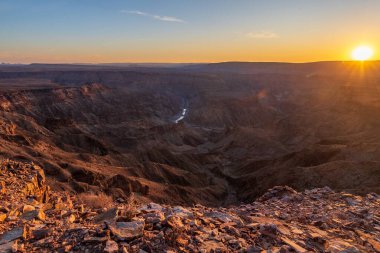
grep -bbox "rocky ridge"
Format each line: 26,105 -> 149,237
0,159 -> 379,252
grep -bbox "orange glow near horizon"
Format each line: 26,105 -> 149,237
1,41 -> 379,64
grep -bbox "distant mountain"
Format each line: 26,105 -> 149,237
3,61 -> 380,77
184,61 -> 380,76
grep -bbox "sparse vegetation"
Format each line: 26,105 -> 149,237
121,194 -> 139,221
78,192 -> 114,210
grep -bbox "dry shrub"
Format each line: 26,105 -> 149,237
78,192 -> 114,210
125,194 -> 138,210
119,194 -> 139,221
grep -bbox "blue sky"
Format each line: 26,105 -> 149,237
1,0 -> 379,63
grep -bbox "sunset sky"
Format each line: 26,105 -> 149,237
1,0 -> 379,63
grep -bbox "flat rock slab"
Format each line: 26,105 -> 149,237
138,203 -> 164,213
0,226 -> 26,245
172,206 -> 193,218
0,241 -> 14,253
199,240 -> 225,252
94,208 -> 118,223
109,221 -> 145,241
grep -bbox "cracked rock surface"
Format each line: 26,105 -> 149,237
0,159 -> 379,252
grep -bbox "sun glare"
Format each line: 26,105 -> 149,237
351,46 -> 374,61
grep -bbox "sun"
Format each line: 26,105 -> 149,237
351,46 -> 374,61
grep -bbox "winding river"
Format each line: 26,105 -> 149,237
174,99 -> 188,123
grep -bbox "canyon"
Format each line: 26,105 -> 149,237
0,62 -> 380,207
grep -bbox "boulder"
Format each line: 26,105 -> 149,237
166,215 -> 184,228
22,205 -> 35,213
0,226 -> 27,245
109,221 -> 144,241
32,228 -> 52,240
327,239 -> 360,253
66,214 -> 76,224
0,241 -> 13,253
21,209 -> 45,221
144,212 -> 165,224
258,186 -> 299,201
199,240 -> 226,252
0,214 -> 6,223
104,240 -> 118,253
259,223 -> 278,237
94,208 -> 118,223
172,206 -> 192,218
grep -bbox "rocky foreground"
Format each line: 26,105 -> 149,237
0,160 -> 379,253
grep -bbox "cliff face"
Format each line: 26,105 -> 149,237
0,159 -> 379,253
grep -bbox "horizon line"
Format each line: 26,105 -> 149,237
2,60 -> 380,66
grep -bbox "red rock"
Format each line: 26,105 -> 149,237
0,213 -> 6,222
166,215 -> 184,228
281,237 -> 308,253
109,221 -> 145,241
0,226 -> 27,244
104,240 -> 118,253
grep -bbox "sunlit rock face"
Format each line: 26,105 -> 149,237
0,159 -> 379,252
